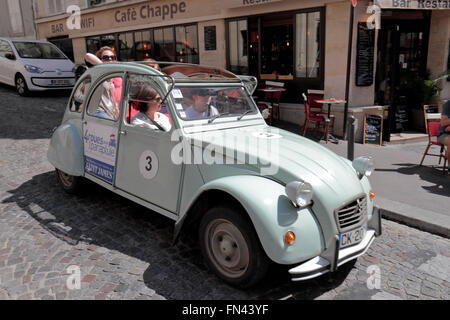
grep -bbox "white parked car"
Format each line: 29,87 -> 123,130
0,38 -> 76,96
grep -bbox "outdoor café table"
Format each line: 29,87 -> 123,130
257,87 -> 286,123
314,98 -> 346,143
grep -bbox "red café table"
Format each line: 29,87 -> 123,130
257,87 -> 286,122
314,98 -> 346,142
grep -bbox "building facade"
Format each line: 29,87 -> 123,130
0,0 -> 38,39
33,0 -> 450,141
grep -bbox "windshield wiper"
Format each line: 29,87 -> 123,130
208,112 -> 230,124
237,110 -> 253,120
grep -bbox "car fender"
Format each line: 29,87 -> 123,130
182,175 -> 325,265
47,121 -> 84,176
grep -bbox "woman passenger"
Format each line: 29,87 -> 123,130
131,85 -> 171,132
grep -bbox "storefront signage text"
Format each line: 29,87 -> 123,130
211,0 -> 281,9
51,17 -> 95,34
376,0 -> 450,9
114,2 -> 186,23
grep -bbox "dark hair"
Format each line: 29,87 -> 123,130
135,84 -> 159,113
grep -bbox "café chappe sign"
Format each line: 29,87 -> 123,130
375,0 -> 450,9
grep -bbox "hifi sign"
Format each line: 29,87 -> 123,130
83,122 -> 118,183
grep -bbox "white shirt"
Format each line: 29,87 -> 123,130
131,112 -> 172,131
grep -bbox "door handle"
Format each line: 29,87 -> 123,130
120,130 -> 127,136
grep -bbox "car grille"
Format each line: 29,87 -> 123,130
335,196 -> 367,232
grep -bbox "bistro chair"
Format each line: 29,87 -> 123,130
306,89 -> 335,134
302,93 -> 330,143
256,81 -> 285,124
419,117 -> 447,174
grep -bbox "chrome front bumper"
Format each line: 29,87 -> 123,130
289,206 -> 382,281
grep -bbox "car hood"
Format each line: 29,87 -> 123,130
20,58 -> 75,72
189,125 -> 366,209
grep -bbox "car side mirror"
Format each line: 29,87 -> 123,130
5,53 -> 16,60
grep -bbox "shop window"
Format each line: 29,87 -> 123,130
49,37 -> 74,61
175,25 -> 199,64
295,11 -> 321,79
119,32 -> 135,61
86,34 -> 117,57
228,19 -> 248,75
135,30 -> 154,61
260,13 -> 293,78
154,27 -> 175,61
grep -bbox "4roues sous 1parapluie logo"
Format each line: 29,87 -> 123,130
352,0 -> 358,6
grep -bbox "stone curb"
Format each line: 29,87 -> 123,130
376,196 -> 450,239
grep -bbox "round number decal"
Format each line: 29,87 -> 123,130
139,150 -> 159,180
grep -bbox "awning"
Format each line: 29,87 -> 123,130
375,0 -> 450,9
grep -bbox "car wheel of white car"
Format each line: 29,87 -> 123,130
56,169 -> 82,194
15,74 -> 29,97
199,205 -> 269,288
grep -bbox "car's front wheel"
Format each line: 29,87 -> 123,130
15,74 -> 29,97
199,205 -> 269,288
56,169 -> 82,194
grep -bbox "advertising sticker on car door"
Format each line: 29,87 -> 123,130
83,122 -> 118,183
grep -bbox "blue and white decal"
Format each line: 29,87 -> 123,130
83,122 -> 118,183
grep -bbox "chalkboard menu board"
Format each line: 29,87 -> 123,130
395,105 -> 408,132
204,26 -> 216,51
356,23 -> 375,87
364,114 -> 383,145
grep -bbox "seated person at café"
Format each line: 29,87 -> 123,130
184,88 -> 219,119
131,84 -> 171,132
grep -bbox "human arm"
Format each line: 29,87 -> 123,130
85,53 -> 102,66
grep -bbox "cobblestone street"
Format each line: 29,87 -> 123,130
0,84 -> 449,300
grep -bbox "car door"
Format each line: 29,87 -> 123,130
114,73 -> 183,214
83,73 -> 124,184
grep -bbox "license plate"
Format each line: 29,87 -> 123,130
51,79 -> 69,85
339,226 -> 366,249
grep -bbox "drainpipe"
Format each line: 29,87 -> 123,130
343,3 -> 355,139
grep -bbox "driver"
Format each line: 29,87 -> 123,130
184,89 -> 219,119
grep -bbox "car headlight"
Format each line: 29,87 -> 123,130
24,65 -> 43,74
352,156 -> 375,178
285,180 -> 313,208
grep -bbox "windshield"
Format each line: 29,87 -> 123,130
171,86 -> 258,121
13,42 -> 67,59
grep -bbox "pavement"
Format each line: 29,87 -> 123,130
276,121 -> 450,238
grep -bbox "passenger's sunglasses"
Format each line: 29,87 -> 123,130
151,97 -> 162,103
101,55 -> 116,61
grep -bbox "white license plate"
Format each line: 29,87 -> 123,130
340,226 -> 366,249
51,79 -> 70,85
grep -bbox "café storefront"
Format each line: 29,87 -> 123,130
35,0 -> 449,141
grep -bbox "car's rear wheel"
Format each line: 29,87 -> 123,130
199,205 -> 269,288
56,169 -> 82,194
15,74 -> 29,97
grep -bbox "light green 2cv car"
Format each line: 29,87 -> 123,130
47,62 -> 382,288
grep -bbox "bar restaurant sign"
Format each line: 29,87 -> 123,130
375,0 -> 450,9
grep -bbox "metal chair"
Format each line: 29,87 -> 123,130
419,119 -> 447,174
302,93 -> 330,143
256,81 -> 285,124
